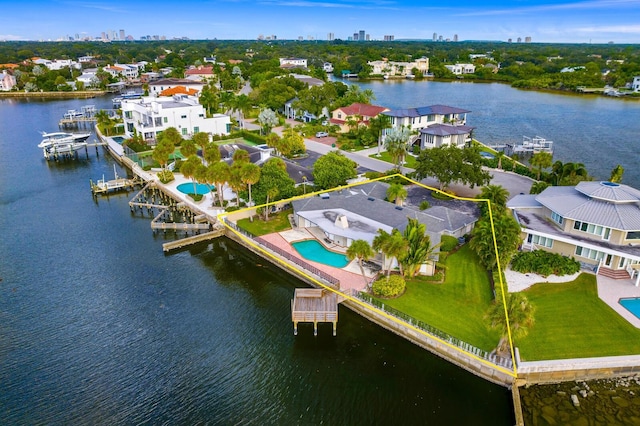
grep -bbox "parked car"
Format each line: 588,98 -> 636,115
315,131 -> 329,138
321,120 -> 329,126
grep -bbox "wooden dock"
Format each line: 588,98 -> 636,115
291,288 -> 338,336
91,176 -> 142,195
162,228 -> 225,252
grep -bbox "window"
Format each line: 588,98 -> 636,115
526,234 -> 553,248
628,231 -> 640,240
124,111 -> 132,119
573,220 -> 610,240
163,117 -> 168,123
551,211 -> 563,225
181,128 -> 187,136
181,115 -> 187,119
193,126 -> 199,133
575,246 -> 605,261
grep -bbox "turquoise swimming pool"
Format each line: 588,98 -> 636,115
112,136 -> 125,144
292,240 -> 349,268
176,182 -> 214,195
619,298 -> 640,320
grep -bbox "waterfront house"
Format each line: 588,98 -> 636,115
445,64 -> 476,75
291,181 -> 477,275
323,62 -> 334,73
329,103 -> 390,133
76,70 -> 99,88
104,64 -> 140,81
633,76 -> 640,92
382,105 -> 472,148
507,181 -> 640,285
121,94 -> 231,142
148,78 -> 205,97
368,57 -> 429,77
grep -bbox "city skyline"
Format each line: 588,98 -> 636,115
1,0 -> 639,44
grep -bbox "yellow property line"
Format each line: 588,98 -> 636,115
219,174 -> 517,378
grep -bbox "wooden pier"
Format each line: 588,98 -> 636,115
91,176 -> 142,195
162,228 -> 225,252
291,288 -> 338,336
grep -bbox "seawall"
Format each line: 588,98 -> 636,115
0,91 -> 106,99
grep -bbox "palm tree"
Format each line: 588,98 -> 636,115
180,155 -> 201,195
384,127 -> 411,168
477,184 -> 510,213
529,152 -> 553,180
495,151 -> 505,170
373,229 -> 408,276
609,164 -> 624,183
240,162 -> 261,207
180,139 -> 197,159
264,186 -> 279,221
232,148 -> 250,165
368,114 -> 391,156
203,142 -> 221,165
386,183 -> 408,206
346,239 -> 375,287
192,132 -> 210,159
562,162 -> 588,185
486,290 -> 535,356
469,214 -> 521,271
206,161 -> 230,208
401,218 -> 441,278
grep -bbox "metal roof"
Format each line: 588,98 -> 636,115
383,104 -> 471,118
419,123 -> 475,136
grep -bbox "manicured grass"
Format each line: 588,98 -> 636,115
516,273 -> 640,361
236,208 -> 293,236
376,244 -> 500,351
369,151 -> 418,169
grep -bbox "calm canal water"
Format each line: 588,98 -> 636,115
0,97 -> 512,424
347,79 -> 640,188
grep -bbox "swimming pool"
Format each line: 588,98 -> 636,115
176,182 -> 214,195
112,136 -> 125,144
292,240 -> 350,268
619,298 -> 640,320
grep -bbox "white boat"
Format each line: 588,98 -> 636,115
38,131 -> 91,149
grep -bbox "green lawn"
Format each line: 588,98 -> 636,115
516,273 -> 640,361
369,151 -> 418,169
236,208 -> 293,236
376,244 -> 501,351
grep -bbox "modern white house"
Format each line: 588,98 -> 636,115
368,57 -> 429,77
444,63 -> 476,75
382,104 -> 473,150
632,76 -> 640,92
104,64 -> 140,80
507,181 -> 640,286
279,58 -> 308,68
76,70 -> 99,88
121,94 -> 231,142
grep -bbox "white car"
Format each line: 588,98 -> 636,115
315,131 -> 329,138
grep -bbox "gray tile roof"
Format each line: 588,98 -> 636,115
535,184 -> 640,231
383,104 -> 470,118
292,181 -> 477,243
419,123 -> 475,136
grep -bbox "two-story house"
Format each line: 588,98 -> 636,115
329,103 -> 390,133
445,64 -> 476,75
632,76 -> 640,92
0,71 -> 17,91
120,94 -> 231,142
279,58 -> 307,69
368,57 -> 429,77
148,78 -> 204,97
382,104 -> 473,149
507,181 -> 640,285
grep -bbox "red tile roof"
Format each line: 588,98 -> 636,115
158,86 -> 200,96
185,66 -> 213,75
333,103 -> 389,118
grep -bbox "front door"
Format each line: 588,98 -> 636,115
605,253 -> 613,267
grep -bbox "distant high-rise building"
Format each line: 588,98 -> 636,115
366,34 -> 370,41
298,36 -> 304,41
433,33 -> 437,41
119,29 -> 125,40
327,32 -> 334,41
507,38 -> 512,43
101,31 -> 106,41
353,32 -> 358,41
438,35 -> 443,42
257,34 -> 264,40
525,36 -> 532,43
359,30 -> 365,41
517,37 -> 522,43
384,35 -> 394,41
453,34 -> 458,42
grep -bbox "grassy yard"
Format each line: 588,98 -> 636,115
236,208 -> 293,236
516,273 -> 640,361
376,244 -> 501,351
369,151 -> 418,169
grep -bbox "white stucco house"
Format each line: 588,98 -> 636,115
121,94 -> 231,142
632,76 -> 640,92
445,63 -> 476,75
368,57 -> 429,77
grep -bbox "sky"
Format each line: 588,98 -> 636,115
1,0 -> 640,44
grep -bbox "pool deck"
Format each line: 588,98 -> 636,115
260,229 -> 375,292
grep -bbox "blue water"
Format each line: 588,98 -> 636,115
177,182 -> 214,195
292,239 -> 350,267
620,298 -> 640,319
0,95 -> 514,424
112,136 -> 125,144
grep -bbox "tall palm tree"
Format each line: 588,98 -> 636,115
386,183 -> 408,206
346,239 -> 375,287
192,132 -> 210,159
373,229 -> 408,276
486,290 -> 535,355
240,162 -> 261,207
529,152 -> 553,180
180,155 -> 202,195
477,184 -> 510,214
206,161 -> 230,208
384,127 -> 411,168
180,139 -> 197,159
264,186 -> 279,221
401,218 -> 441,278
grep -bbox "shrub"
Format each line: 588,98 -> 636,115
419,200 -> 430,210
157,169 -> 175,184
189,193 -> 203,202
439,235 -> 459,252
510,250 -> 580,277
372,275 -> 406,298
